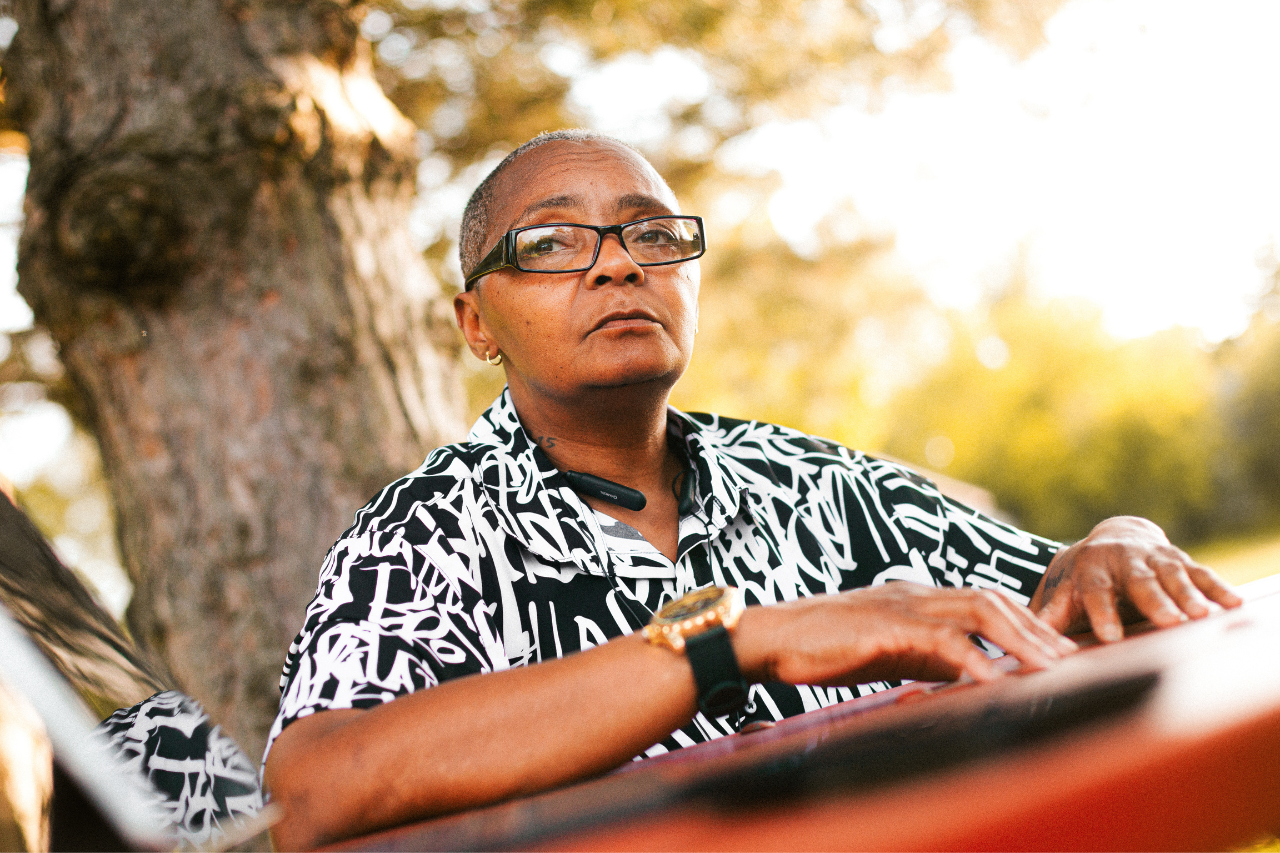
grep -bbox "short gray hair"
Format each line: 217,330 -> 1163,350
458,130 -> 641,278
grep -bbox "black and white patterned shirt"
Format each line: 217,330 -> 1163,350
266,390 -> 1061,761
100,691 -> 264,846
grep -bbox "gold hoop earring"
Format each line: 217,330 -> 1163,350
486,350 -> 503,366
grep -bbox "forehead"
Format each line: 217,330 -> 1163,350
487,140 -> 679,236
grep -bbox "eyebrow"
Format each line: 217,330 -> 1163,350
514,195 -> 580,224
614,193 -> 674,217
510,192 -> 675,228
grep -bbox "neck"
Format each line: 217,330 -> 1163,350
506,380 -> 679,495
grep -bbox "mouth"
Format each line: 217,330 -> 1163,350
591,309 -> 662,333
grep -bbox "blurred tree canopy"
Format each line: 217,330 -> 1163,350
884,256 -> 1280,545
1218,263 -> 1280,531
366,0 -> 1064,193
884,281 -> 1223,543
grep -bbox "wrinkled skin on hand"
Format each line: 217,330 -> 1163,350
1029,516 -> 1243,642
737,582 -> 1078,687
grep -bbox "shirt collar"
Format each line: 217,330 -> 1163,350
467,389 -> 752,572
467,389 -> 600,574
664,408 -> 745,530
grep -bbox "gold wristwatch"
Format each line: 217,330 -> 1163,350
644,586 -> 749,718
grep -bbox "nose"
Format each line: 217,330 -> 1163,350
589,233 -> 644,287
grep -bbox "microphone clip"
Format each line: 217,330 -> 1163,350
563,470 -> 647,512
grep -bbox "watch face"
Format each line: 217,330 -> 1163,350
655,586 -> 727,623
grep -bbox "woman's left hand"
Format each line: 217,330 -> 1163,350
1030,516 -> 1243,642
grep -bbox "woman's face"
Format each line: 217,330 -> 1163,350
454,140 -> 700,406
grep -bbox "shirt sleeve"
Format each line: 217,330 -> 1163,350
861,456 -> 1061,604
99,690 -> 263,847
264,503 -> 509,763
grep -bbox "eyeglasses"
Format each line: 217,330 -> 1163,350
464,215 -> 706,290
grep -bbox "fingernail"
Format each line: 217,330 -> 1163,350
1100,625 -> 1123,642
1057,636 -> 1078,652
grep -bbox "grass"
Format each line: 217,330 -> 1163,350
1188,528 -> 1280,588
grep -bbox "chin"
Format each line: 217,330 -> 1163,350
588,358 -> 685,392
591,370 -> 677,391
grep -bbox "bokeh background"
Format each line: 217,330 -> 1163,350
3,0 -> 1280,627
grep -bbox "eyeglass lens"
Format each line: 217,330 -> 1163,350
513,217 -> 702,272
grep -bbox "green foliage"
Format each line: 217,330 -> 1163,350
3,429 -> 130,619
1218,289 -> 1280,527
671,198 -> 934,450
884,284 -> 1226,544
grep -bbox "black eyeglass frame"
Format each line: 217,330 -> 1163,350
463,215 -> 706,290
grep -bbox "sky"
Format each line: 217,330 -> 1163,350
748,0 -> 1280,342
575,0 -> 1280,342
4,0 -> 1280,479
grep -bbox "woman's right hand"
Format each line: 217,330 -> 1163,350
733,582 -> 1078,687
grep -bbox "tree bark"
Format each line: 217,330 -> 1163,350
7,0 -> 466,760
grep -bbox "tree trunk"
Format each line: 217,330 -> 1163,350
7,0 -> 466,760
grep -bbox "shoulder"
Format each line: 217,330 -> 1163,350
682,411 -> 900,478
682,411 -> 842,455
343,440 -> 494,540
681,410 -> 951,511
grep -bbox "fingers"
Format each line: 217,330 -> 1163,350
938,632 -> 1001,683
1146,549 -> 1242,615
875,589 -> 1068,684
1035,588 -> 1076,635
1187,562 -> 1244,609
1034,520 -> 1246,644
1151,555 -> 1213,619
975,591 -> 1077,661
934,588 -> 1073,672
1115,548 -> 1241,632
1078,576 -> 1124,642
1120,558 -> 1185,628
1074,557 -> 1189,641
763,584 -> 1077,688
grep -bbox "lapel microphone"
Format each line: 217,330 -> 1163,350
563,470 -> 648,512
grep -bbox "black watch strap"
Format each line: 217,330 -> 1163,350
684,625 -> 749,718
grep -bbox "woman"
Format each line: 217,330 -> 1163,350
263,130 -> 1239,849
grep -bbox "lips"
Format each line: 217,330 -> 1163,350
590,309 -> 662,333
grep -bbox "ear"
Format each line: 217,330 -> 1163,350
454,290 -> 494,361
